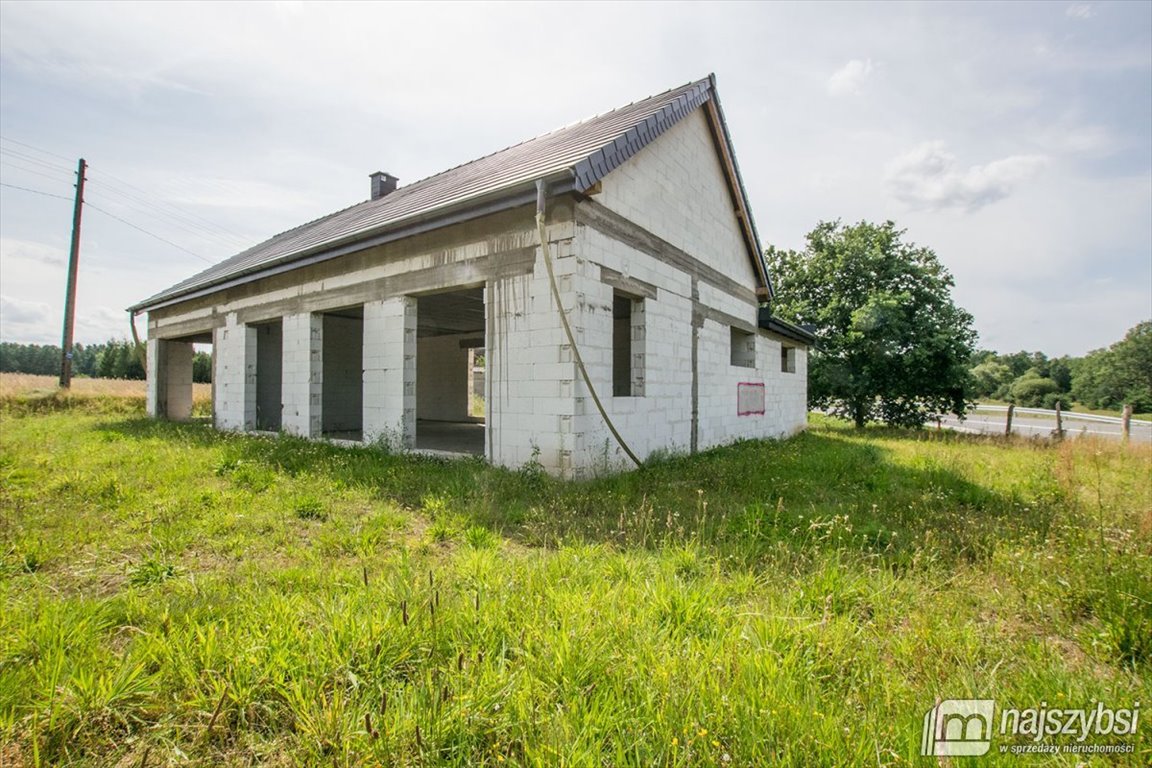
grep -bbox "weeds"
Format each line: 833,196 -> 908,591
0,409 -> 1148,765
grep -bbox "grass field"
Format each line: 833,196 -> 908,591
0,374 -> 212,416
0,395 -> 1149,766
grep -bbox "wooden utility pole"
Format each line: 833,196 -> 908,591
1121,404 -> 1132,443
1005,404 -> 1014,436
1054,400 -> 1064,440
59,158 -> 87,388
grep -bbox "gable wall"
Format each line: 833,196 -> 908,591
566,104 -> 806,472
595,108 -> 759,291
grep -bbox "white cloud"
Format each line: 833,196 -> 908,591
1,294 -> 52,325
884,142 -> 1048,212
0,237 -> 66,267
827,59 -> 874,96
1066,4 -> 1095,20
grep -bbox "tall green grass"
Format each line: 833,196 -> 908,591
1,411 -> 1148,765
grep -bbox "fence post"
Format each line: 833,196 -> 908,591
1054,400 -> 1064,440
1122,404 -> 1132,443
1005,404 -> 1014,436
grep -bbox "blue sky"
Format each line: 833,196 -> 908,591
1,0 -> 1149,356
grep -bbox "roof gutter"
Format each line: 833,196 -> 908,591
129,173 -> 579,314
757,306 -> 817,346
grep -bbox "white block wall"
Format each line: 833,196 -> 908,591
416,333 -> 476,421
213,315 -> 256,431
594,108 -> 758,288
560,101 -> 807,474
486,241 -> 579,475
363,297 -> 416,448
571,231 -> 695,473
281,312 -> 322,437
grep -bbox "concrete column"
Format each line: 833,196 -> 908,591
146,338 -> 162,417
363,296 -> 416,448
281,312 -> 323,437
214,317 -> 256,431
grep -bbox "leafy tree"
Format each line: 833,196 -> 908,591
970,359 -> 1014,399
1072,321 -> 1152,412
192,351 -> 212,383
766,220 -> 977,428
1047,356 -> 1074,392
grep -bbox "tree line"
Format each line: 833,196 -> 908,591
970,321 -> 1151,413
0,340 -> 212,383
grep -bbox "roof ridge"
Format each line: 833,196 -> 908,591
388,76 -> 711,193
247,79 -> 710,248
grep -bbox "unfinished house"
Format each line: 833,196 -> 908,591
131,75 -> 814,477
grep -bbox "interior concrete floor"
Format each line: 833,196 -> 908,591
415,420 -> 485,455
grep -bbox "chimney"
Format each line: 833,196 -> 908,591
370,171 -> 398,200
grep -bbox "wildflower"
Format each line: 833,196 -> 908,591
712,740 -> 720,747
672,737 -> 679,747
698,728 -> 708,737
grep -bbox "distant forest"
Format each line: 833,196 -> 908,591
0,340 -> 212,383
969,320 -> 1150,413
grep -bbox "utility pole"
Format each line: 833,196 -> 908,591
59,158 -> 86,388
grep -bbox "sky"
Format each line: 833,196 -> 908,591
0,0 -> 1149,357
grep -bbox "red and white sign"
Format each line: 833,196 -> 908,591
737,382 -> 765,416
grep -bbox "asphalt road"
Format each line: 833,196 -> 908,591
936,411 -> 1152,444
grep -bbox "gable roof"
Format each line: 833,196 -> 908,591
131,74 -> 769,313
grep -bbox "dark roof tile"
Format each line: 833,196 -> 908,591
132,75 -> 765,311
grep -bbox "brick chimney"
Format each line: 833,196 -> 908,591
369,171 -> 398,200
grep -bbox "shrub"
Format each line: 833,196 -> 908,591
1008,373 -> 1061,407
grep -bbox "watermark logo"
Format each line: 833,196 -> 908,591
922,699 -> 995,756
921,698 -> 1141,757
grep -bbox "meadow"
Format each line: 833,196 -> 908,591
0,386 -> 1149,766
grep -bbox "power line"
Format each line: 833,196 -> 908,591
1,134 -> 251,250
1,180 -> 217,266
0,136 -> 74,163
89,168 -> 251,243
85,202 -> 216,264
86,178 -> 249,252
0,146 -> 74,174
0,158 -> 75,185
0,181 -> 72,201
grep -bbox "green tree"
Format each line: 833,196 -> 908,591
970,359 -> 1014,399
192,351 -> 212,383
766,220 -> 977,428
1072,321 -> 1152,412
1008,372 -> 1061,408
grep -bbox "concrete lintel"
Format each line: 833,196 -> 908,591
599,266 -> 658,301
692,302 -> 756,335
575,198 -> 758,305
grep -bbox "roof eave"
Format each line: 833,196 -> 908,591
757,306 -> 817,345
701,74 -> 773,301
129,172 -> 577,314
